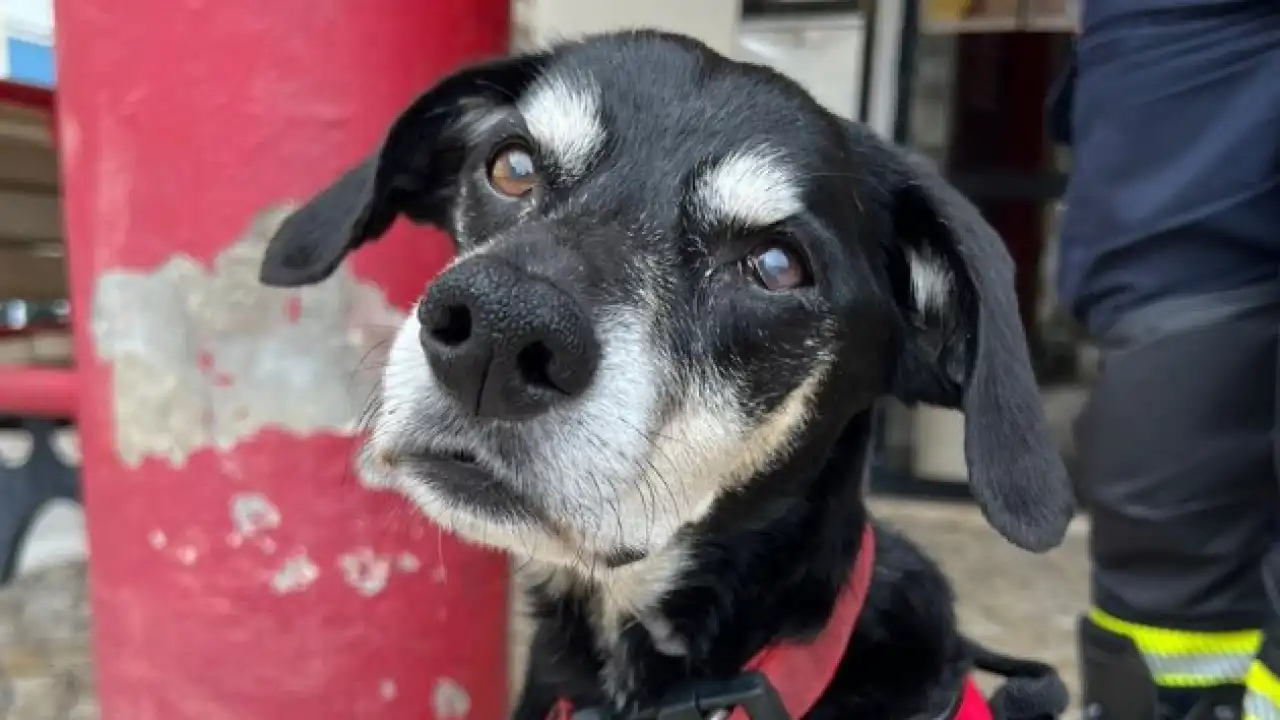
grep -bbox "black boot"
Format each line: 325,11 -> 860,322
1079,616 -> 1244,720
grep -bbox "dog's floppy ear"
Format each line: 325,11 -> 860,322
874,134 -> 1074,552
259,53 -> 549,287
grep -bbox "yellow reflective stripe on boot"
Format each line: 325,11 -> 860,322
1245,660 -> 1280,720
1089,608 -> 1261,687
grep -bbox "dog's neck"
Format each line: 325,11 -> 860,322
521,410 -> 875,710
520,541 -> 690,652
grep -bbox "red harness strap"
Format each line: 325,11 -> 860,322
551,525 -> 993,719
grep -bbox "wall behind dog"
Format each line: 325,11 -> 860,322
511,0 -> 742,54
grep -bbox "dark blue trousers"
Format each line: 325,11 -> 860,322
1061,0 -> 1280,634
1060,0 -> 1280,336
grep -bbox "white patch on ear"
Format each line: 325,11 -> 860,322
696,147 -> 803,228
518,74 -> 606,179
906,245 -> 953,314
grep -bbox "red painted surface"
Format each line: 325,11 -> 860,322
55,2 -> 511,718
0,366 -> 77,418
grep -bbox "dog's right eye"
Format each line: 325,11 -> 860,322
487,143 -> 540,198
745,242 -> 811,292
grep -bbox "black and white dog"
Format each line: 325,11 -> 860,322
259,30 -> 1075,720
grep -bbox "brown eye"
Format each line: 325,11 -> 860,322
746,243 -> 810,291
487,144 -> 539,198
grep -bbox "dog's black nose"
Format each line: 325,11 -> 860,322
418,256 -> 600,420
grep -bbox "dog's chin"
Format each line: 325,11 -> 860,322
374,449 -> 657,570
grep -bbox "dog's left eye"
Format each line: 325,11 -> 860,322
488,143 -> 540,198
745,243 -> 810,291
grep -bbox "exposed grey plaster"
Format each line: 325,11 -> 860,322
432,678 -> 472,719
270,552 -> 321,595
90,205 -> 404,468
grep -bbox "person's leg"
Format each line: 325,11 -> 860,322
1060,2 -> 1280,717
1241,369 -> 1280,720
1077,289 -> 1280,719
1249,548 -> 1280,720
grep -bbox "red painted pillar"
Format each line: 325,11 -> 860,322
54,2 -> 511,718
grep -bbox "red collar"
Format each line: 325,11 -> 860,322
732,527 -> 990,720
728,524 -> 877,720
733,522 -> 991,720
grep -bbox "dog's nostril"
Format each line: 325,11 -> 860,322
430,304 -> 473,347
417,257 -> 600,419
516,341 -> 561,393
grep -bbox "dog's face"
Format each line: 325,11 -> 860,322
261,31 -> 1073,570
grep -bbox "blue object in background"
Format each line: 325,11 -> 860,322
6,37 -> 55,87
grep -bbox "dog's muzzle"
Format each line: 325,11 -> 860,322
417,255 -> 601,420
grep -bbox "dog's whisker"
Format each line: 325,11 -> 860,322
608,416 -> 689,540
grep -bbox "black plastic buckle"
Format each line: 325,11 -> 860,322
571,672 -> 791,720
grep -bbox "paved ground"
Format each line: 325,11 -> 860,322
0,561 -> 95,719
0,497 -> 1088,719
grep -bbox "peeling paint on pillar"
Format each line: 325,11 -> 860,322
77,201 -> 510,715
432,678 -> 473,719
89,205 -> 404,470
271,551 -> 321,595
230,491 -> 282,538
338,547 -> 393,597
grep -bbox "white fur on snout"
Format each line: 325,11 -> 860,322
369,308 -> 674,556
696,147 -> 804,228
374,312 -> 431,443
371,303 -> 832,551
518,74 -> 606,179
369,292 -> 829,599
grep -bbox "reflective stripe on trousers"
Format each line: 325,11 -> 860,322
1245,661 -> 1280,720
1089,608 -> 1261,687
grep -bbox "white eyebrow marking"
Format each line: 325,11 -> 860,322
696,148 -> 804,227
517,74 -> 606,179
